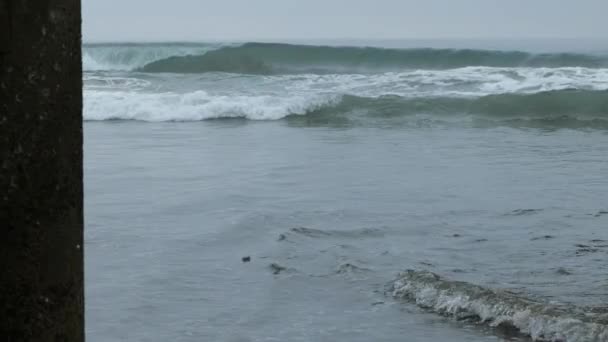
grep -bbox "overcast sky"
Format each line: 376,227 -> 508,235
83,0 -> 608,42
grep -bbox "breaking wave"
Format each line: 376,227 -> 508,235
138,42 -> 608,74
320,89 -> 608,117
83,90 -> 341,121
82,43 -> 227,71
84,89 -> 608,128
83,42 -> 608,75
392,270 -> 608,341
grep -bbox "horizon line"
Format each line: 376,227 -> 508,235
82,36 -> 608,44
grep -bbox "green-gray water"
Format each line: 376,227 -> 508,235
85,41 -> 608,341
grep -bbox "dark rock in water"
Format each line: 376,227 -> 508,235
451,234 -> 462,238
277,234 -> 286,241
270,263 -> 287,275
242,256 -> 251,263
556,267 -> 572,275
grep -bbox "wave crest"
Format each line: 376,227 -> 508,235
84,89 -> 608,128
139,42 -> 608,74
83,90 -> 341,121
328,90 -> 608,117
83,43 -> 225,71
392,270 -> 608,341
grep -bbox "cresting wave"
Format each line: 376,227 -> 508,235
392,270 -> 608,341
84,89 -> 608,128
83,43 -> 228,71
83,42 -> 608,73
138,43 -> 608,74
83,90 -> 340,121
323,90 -> 608,117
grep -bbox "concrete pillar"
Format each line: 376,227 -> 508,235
0,0 -> 84,341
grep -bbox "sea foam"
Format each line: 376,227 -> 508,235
392,270 -> 608,342
84,90 -> 341,121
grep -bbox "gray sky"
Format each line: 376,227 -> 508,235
83,0 -> 608,42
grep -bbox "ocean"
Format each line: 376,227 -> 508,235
84,40 -> 608,341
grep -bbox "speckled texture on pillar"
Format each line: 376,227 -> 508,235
0,0 -> 83,341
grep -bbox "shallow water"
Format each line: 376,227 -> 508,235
85,120 -> 608,341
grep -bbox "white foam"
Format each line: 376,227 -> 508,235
393,270 -> 608,342
281,67 -> 608,97
84,90 -> 341,121
82,66 -> 608,122
83,75 -> 152,91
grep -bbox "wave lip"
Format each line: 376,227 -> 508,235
392,270 -> 608,342
139,42 -> 608,74
82,43 -> 226,71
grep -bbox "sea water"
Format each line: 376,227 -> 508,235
84,40 -> 608,341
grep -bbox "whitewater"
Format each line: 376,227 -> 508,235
85,41 -> 608,342
83,42 -> 608,125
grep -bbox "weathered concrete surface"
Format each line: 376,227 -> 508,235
0,0 -> 84,340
